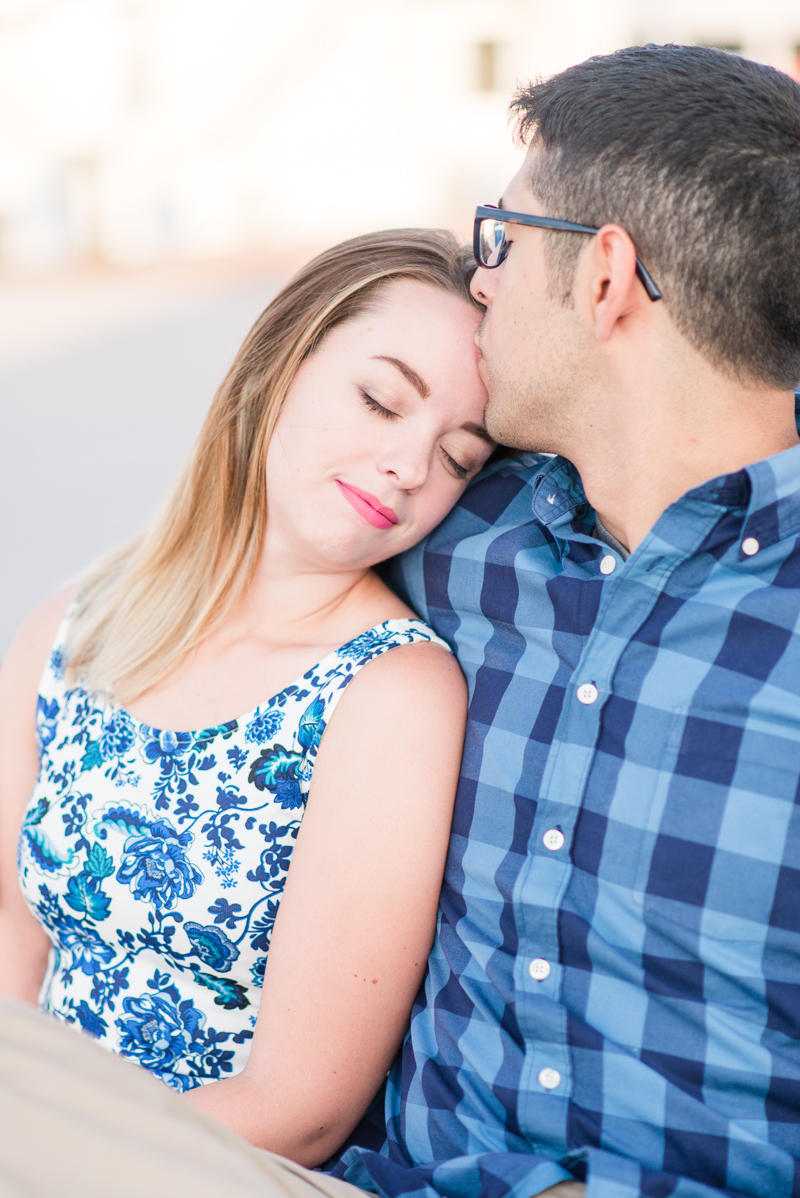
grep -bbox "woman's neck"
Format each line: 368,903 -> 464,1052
230,554 -> 389,649
124,553 -> 412,732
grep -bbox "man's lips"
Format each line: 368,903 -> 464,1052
336,480 -> 399,530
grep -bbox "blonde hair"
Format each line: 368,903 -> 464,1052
65,229 -> 477,704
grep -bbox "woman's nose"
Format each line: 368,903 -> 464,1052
378,439 -> 430,492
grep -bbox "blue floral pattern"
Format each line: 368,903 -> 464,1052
19,616 -> 446,1090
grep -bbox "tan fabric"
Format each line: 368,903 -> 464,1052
0,1000 -> 584,1198
0,998 -> 360,1198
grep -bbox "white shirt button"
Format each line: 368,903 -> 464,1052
542,828 -> 565,852
742,537 -> 760,556
599,554 -> 616,575
576,682 -> 599,704
528,957 -> 551,981
538,1067 -> 561,1090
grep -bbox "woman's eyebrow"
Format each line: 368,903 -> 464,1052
371,355 -> 430,398
461,421 -> 494,445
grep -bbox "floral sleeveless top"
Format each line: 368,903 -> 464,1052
19,615 -> 448,1092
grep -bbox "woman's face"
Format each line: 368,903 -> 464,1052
264,278 -> 493,571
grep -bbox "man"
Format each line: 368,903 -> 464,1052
328,42 -> 800,1198
2,42 -> 800,1198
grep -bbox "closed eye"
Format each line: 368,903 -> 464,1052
441,447 -> 469,481
360,388 -> 398,420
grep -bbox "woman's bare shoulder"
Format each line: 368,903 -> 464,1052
0,585 -> 76,700
333,636 -> 466,728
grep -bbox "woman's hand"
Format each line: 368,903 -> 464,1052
0,589 -> 73,1002
184,638 -> 467,1166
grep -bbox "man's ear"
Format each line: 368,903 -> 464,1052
579,224 -> 643,342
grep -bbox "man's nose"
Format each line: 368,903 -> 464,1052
470,264 -> 499,307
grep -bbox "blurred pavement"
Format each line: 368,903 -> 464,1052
0,263 -> 284,658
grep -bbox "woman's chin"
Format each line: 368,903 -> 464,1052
295,508 -> 449,571
298,529 -> 400,572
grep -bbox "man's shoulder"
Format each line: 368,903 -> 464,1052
385,454 -> 574,620
432,452 -> 556,540
467,450 -> 555,500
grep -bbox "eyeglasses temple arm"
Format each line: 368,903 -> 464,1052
636,259 -> 662,302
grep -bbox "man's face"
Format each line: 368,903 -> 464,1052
471,144 -> 593,453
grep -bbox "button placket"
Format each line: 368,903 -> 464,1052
523,1041 -> 573,1108
518,531 -> 706,1138
517,596 -> 622,1109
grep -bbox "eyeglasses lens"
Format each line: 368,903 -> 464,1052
479,218 -> 507,268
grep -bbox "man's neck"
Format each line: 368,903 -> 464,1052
566,362 -> 799,554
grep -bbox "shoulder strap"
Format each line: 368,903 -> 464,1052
34,605 -> 75,755
311,618 -> 452,727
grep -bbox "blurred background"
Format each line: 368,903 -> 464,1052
2,0 -> 800,655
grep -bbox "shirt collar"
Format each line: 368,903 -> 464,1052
529,396 -> 800,558
531,456 -> 589,528
733,441 -> 800,556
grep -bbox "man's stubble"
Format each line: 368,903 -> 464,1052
479,307 -> 593,457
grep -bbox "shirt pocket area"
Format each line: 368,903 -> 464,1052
635,715 -> 800,953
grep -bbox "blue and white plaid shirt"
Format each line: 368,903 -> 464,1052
330,407 -> 800,1198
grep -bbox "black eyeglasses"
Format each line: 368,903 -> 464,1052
473,204 -> 662,302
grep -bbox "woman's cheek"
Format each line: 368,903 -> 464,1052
414,478 -> 467,541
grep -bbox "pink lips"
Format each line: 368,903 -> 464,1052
336,480 -> 399,530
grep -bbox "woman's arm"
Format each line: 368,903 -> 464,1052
185,639 -> 467,1165
0,589 -> 74,1001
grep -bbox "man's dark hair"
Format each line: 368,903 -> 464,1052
511,45 -> 800,390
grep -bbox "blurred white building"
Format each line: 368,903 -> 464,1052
0,0 -> 798,273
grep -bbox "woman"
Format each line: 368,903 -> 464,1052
0,230 -> 494,1165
